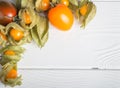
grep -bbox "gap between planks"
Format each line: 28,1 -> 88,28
18,67 -> 120,71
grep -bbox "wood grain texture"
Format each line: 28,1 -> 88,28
0,70 -> 119,88
1,1 -> 120,88
17,2 -> 120,69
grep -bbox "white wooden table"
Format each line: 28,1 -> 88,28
1,0 -> 120,88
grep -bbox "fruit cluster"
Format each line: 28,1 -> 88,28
0,0 -> 96,87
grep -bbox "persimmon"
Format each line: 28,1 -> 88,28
6,69 -> 17,79
48,4 -> 74,31
10,29 -> 24,41
4,50 -> 15,55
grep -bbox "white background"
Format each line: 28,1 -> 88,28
1,0 -> 120,88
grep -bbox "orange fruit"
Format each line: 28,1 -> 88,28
0,0 -> 17,25
60,0 -> 69,6
48,4 -> 74,31
41,0 -> 50,11
37,0 -> 50,11
10,29 -> 24,41
80,4 -> 88,16
23,11 -> 31,25
6,69 -> 17,79
4,50 -> 15,55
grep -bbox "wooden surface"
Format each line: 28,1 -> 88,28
20,1 -> 120,69
1,0 -> 120,88
2,70 -> 120,88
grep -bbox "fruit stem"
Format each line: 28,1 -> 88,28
13,16 -> 21,23
50,2 -> 55,7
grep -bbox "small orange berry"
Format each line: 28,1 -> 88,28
10,29 -> 24,41
23,11 -> 31,25
6,69 -> 17,79
80,4 -> 88,16
4,50 -> 15,55
60,0 -> 69,6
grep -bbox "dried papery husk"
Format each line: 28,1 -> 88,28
69,0 -> 78,6
81,2 -> 96,28
0,45 -> 25,65
0,25 -> 5,34
36,15 -> 49,47
0,45 -> 25,54
35,0 -> 51,12
35,0 -> 42,11
79,0 -> 89,7
21,0 -> 34,8
52,0 -> 58,4
16,0 -> 34,9
24,30 -> 33,43
30,25 -> 40,46
0,25 -> 7,47
0,55 -> 21,66
76,1 -> 96,28
30,14 -> 49,48
5,22 -> 28,45
0,63 -> 22,87
0,63 -> 16,78
18,7 -> 37,30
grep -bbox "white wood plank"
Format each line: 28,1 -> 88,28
17,2 -> 120,69
1,70 -> 120,88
